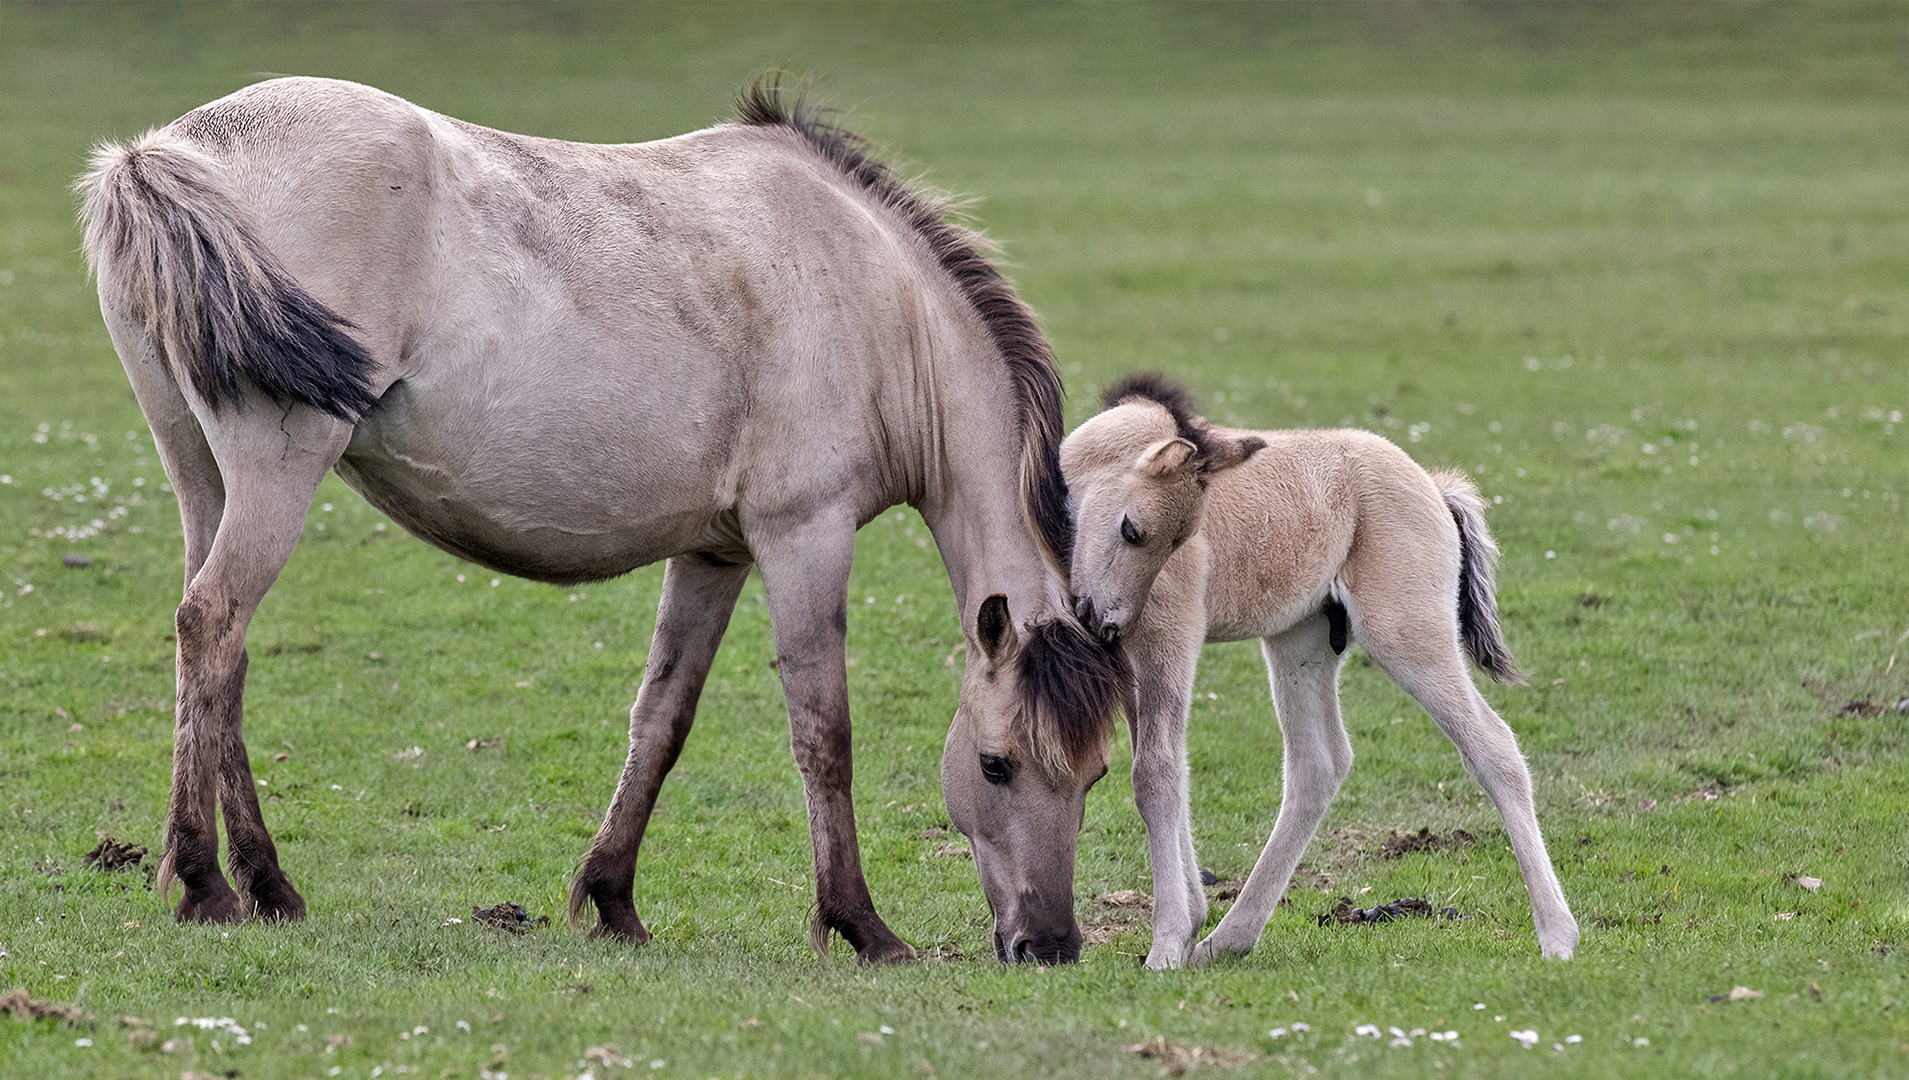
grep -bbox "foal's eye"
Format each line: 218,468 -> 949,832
1120,515 -> 1143,546
978,754 -> 1014,786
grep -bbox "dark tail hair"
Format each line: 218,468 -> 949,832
76,130 -> 379,420
1432,470 -> 1523,683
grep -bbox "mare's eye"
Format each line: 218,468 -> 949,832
978,754 -> 1014,786
1120,515 -> 1143,546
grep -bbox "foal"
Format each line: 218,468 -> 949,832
1061,374 -> 1578,969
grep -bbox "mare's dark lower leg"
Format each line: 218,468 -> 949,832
219,688 -> 305,919
756,517 -> 913,964
165,595 -> 247,922
571,555 -> 752,943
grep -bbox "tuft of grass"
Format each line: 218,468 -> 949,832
2,4 -> 1906,1077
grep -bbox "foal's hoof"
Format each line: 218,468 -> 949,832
176,882 -> 245,924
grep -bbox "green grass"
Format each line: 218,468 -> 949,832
2,2 -> 1907,1077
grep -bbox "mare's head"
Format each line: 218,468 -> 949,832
942,593 -> 1128,963
1061,373 -> 1266,642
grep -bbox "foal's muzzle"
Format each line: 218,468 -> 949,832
1071,596 -> 1123,644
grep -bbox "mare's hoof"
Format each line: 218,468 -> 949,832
176,883 -> 244,924
855,936 -> 918,965
588,916 -> 653,946
249,873 -> 308,921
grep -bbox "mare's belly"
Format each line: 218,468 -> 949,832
335,376 -> 738,584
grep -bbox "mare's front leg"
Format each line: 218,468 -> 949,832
163,413 -> 348,922
570,554 -> 752,943
1126,617 -> 1206,970
754,511 -> 914,964
1191,614 -> 1350,964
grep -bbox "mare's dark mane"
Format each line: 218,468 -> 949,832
736,79 -> 1072,570
737,79 -> 1125,771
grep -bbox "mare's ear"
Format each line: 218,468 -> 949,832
976,593 -> 1018,662
1200,434 -> 1267,474
1135,437 -> 1196,478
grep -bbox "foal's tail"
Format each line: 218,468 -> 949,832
75,130 -> 379,420
1432,470 -> 1524,684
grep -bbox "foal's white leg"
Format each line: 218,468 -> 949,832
1191,614 -> 1350,965
1126,620 -> 1205,969
1371,654 -> 1579,959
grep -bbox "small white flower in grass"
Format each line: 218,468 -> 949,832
490,578 -> 501,587
297,1024 -> 309,1032
1495,1015 -> 1505,1022
1389,1026 -> 1412,1047
650,1060 -> 666,1070
1473,1003 -> 1486,1011
1545,551 -> 1556,559
1566,1034 -> 1582,1043
414,1026 -> 428,1035
322,503 -> 333,512
331,784 -> 343,791
445,917 -> 463,926
1269,1028 -> 1287,1039
1510,1029 -> 1539,1049
1634,1037 -> 1651,1047
329,1069 -> 342,1078
879,1025 -> 894,1035
457,574 -> 466,582
457,1020 -> 471,1032
1409,1028 -> 1425,1037
1290,1022 -> 1309,1033
74,1037 -> 92,1047
1355,1024 -> 1381,1039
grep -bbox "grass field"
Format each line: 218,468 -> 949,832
2,3 -> 1906,1077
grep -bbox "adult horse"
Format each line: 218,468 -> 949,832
77,77 -> 1126,963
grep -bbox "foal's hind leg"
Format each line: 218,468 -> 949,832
1357,612 -> 1579,959
1192,614 -> 1350,965
571,554 -> 752,944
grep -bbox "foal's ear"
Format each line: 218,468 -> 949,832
1135,437 -> 1197,479
976,593 -> 1018,662
1200,434 -> 1267,475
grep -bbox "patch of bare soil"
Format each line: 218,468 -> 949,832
1082,889 -> 1152,946
471,901 -> 548,932
1376,827 -> 1475,859
1123,1035 -> 1258,1075
84,835 -> 146,871
1687,779 -> 1729,802
1318,896 -> 1460,926
0,988 -> 86,1024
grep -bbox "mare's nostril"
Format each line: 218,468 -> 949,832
1099,622 -> 1120,644
1012,938 -> 1036,963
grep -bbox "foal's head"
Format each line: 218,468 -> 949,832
942,593 -> 1128,964
1060,373 -> 1265,642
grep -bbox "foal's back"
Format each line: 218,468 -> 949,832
1193,427 -> 1456,644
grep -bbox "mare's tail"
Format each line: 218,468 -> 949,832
75,130 -> 378,420
1431,470 -> 1524,684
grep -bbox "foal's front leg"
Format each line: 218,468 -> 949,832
1126,622 -> 1206,970
754,512 -> 914,964
571,554 -> 752,943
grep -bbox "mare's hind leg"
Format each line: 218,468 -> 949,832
160,408 -> 348,922
1192,614 -> 1350,964
1355,602 -> 1579,959
571,554 -> 752,944
753,509 -> 914,964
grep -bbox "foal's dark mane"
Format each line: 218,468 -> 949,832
737,79 -> 1126,771
1101,370 -> 1221,468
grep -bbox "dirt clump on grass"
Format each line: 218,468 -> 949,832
84,835 -> 147,871
1376,827 -> 1475,859
1123,1035 -> 1258,1074
0,988 -> 87,1025
1318,896 -> 1461,926
471,901 -> 549,932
